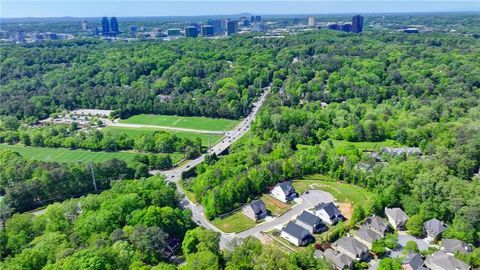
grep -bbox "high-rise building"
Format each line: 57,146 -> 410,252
352,15 -> 364,33
101,17 -> 110,34
341,23 -> 352,32
255,16 -> 261,22
167,29 -> 181,36
185,26 -> 198,37
327,23 -> 340,30
207,19 -> 222,34
308,16 -> 316,26
110,17 -> 119,34
129,25 -> 137,34
226,20 -> 238,35
250,15 -> 255,22
81,20 -> 88,30
241,18 -> 250,26
201,25 -> 214,37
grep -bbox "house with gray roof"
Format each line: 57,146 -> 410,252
402,253 -> 427,270
271,182 -> 297,202
314,202 -> 345,225
354,227 -> 383,249
333,236 -> 369,261
315,248 -> 354,270
440,239 -> 472,255
363,216 -> 390,236
281,221 -> 311,246
425,251 -> 470,270
295,210 -> 327,234
423,218 -> 447,243
242,199 -> 268,221
384,207 -> 409,230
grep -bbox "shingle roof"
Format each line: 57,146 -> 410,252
402,253 -> 425,270
385,207 -> 409,224
425,251 -> 470,270
297,211 -> 321,226
356,228 -> 383,244
276,182 -> 295,195
249,199 -> 267,216
441,239 -> 471,254
424,218 -> 447,237
334,236 -> 368,257
283,221 -> 310,241
315,202 -> 342,218
322,248 -> 354,269
364,216 -> 389,235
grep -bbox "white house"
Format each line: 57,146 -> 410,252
271,182 -> 297,202
280,221 -> 311,246
314,202 -> 344,225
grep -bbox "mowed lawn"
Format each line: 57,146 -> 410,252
0,144 -> 181,164
211,211 -> 257,233
261,194 -> 291,216
103,126 -> 222,146
120,114 -> 239,131
332,139 -> 400,151
292,175 -> 373,206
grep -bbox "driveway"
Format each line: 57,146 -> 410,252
237,190 -> 334,238
390,232 -> 431,258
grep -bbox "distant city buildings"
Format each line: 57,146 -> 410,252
185,26 -> 198,37
100,17 -> 120,36
201,25 -> 214,37
167,29 -> 181,36
352,15 -> 364,33
308,16 -> 316,26
226,20 -> 238,35
81,20 -> 88,30
207,19 -> 222,34
101,17 -> 110,34
110,17 -> 119,34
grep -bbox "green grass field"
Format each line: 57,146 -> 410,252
261,194 -> 291,216
103,126 -> 222,146
292,175 -> 373,206
120,114 -> 239,131
211,211 -> 257,233
0,144 -> 181,164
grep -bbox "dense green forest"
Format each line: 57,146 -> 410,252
1,14 -> 480,269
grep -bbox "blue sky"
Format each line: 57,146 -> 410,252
1,1 -> 479,18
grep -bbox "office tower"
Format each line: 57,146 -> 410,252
252,23 -> 267,33
255,16 -> 261,22
352,15 -> 364,33
251,15 -> 255,22
341,23 -> 352,32
308,16 -> 316,26
207,19 -> 222,34
45,32 -> 58,40
241,18 -> 250,26
101,17 -> 110,34
129,25 -> 137,34
328,23 -> 340,30
185,26 -> 198,37
110,17 -> 119,34
226,20 -> 238,35
201,25 -> 214,37
167,29 -> 181,36
81,20 -> 88,30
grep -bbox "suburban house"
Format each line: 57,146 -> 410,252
440,239 -> 472,255
314,202 -> 345,225
423,218 -> 447,243
402,253 -> 426,270
295,210 -> 327,234
281,221 -> 311,246
424,251 -> 470,270
332,236 -> 369,261
271,182 -> 297,202
314,248 -> 354,270
242,199 -> 268,221
385,207 -> 409,230
363,216 -> 390,236
354,227 -> 383,249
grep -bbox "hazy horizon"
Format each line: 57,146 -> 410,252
1,1 -> 479,19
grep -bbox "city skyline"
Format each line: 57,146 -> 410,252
1,1 -> 479,18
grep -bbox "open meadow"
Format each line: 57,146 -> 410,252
120,114 -> 239,131
0,144 -> 181,164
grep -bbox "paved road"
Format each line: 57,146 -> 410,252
237,190 -> 334,239
151,87 -> 270,248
